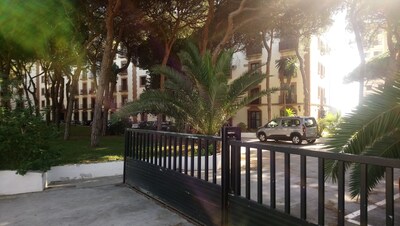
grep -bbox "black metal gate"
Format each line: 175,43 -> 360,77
124,128 -> 400,226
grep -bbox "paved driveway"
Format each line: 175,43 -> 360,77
0,176 -> 196,226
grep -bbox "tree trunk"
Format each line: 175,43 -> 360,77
199,0 -> 214,55
349,4 -> 365,102
262,30 -> 274,121
157,42 -> 173,130
64,65 -> 82,140
295,42 -> 310,116
91,0 -> 121,147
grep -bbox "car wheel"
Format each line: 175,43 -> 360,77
291,135 -> 302,145
258,132 -> 267,142
307,139 -> 316,144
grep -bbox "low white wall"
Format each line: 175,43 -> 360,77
46,161 -> 123,182
241,132 -> 256,138
0,171 -> 45,195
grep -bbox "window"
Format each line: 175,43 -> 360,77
41,88 -> 45,96
248,110 -> 261,129
74,112 -> 79,121
281,119 -> 300,127
140,76 -> 147,87
91,98 -> 96,108
41,100 -> 45,108
121,78 -> 128,91
249,87 -> 261,105
82,98 -> 87,109
41,76 -> 45,83
267,120 -> 278,128
318,62 -> 325,78
120,60 -> 128,74
249,62 -> 261,74
121,95 -> 128,106
81,83 -> 87,94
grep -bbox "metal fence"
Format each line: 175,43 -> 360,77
124,127 -> 400,226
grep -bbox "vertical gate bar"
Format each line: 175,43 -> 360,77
360,163 -> 368,226
318,158 -> 325,226
230,144 -> 236,194
221,127 -> 230,226
235,145 -> 241,196
284,153 -> 290,214
245,146 -> 250,200
173,136 -> 177,171
123,130 -> 128,184
386,167 -> 394,226
138,133 -> 142,160
163,135 -> 167,167
191,139 -> 195,177
141,133 -> 144,161
337,161 -> 345,226
213,140 -> 217,184
184,138 -> 189,175
168,136 -> 172,169
154,134 -> 158,165
205,139 -> 209,181
144,133 -> 150,162
143,133 -> 146,162
270,150 -> 276,209
197,139 -> 202,179
300,155 -> 307,220
257,148 -> 262,204
159,134 -> 163,167
133,132 -> 137,159
150,133 -> 154,164
178,137 -> 183,173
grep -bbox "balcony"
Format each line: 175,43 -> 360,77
119,85 -> 128,92
279,94 -> 297,104
80,89 -> 87,95
246,44 -> 262,58
80,104 -> 88,109
89,89 -> 95,94
279,39 -> 297,52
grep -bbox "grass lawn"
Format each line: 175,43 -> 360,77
50,125 -> 124,166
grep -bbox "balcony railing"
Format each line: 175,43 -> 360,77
80,89 -> 87,95
119,85 -> 128,92
279,39 -> 297,52
279,94 -> 297,104
246,45 -> 262,57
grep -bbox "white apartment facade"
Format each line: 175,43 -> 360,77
231,36 -> 331,130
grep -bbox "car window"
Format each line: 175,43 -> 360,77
304,118 -> 317,127
281,119 -> 290,127
282,119 -> 300,127
292,119 -> 300,126
267,120 -> 278,128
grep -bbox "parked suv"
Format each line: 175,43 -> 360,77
256,116 -> 319,145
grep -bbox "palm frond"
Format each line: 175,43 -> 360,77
325,74 -> 400,196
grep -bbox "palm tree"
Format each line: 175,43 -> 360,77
117,43 -> 277,135
325,73 -> 400,198
275,56 -> 298,111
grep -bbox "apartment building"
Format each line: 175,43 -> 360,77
34,53 -> 149,124
231,36 -> 331,130
29,36 -> 330,130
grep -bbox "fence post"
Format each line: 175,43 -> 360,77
123,129 -> 129,184
221,126 -> 241,226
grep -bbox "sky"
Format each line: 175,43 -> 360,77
325,12 -> 360,115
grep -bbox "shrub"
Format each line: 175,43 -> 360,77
237,122 -> 247,132
107,117 -> 131,135
0,108 -> 60,174
317,112 -> 341,137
